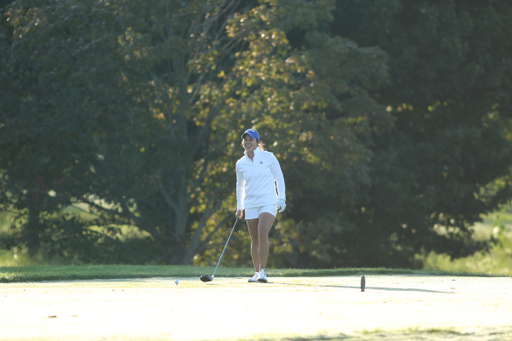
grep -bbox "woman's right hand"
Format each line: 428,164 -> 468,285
236,210 -> 243,220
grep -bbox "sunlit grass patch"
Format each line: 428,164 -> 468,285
420,203 -> 512,276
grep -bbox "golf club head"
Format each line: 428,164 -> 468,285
200,274 -> 213,282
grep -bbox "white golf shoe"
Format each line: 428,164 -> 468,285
248,272 -> 259,283
257,269 -> 268,283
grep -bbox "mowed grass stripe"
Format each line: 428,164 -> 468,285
0,265 -> 505,283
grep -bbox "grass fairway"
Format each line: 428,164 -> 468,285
1,266 -> 511,340
0,264 -> 500,283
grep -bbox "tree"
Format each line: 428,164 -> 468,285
1,0 -> 391,265
302,0 -> 512,268
0,0 -> 156,261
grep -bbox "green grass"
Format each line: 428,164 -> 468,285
419,204 -> 512,275
0,264 -> 506,283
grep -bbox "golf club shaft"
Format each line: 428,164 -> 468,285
212,218 -> 239,278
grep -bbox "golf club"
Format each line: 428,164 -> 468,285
200,217 -> 239,282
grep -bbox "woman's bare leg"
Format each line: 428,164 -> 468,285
256,212 -> 275,270
246,219 -> 260,272
246,212 -> 275,271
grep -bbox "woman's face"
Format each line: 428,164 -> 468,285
242,135 -> 258,153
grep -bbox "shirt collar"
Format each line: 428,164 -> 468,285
245,146 -> 261,158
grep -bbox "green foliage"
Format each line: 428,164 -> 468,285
3,0 -> 511,268
1,0 -> 388,265
421,204 -> 512,275
296,0 -> 512,268
0,209 -> 156,265
0,0 -> 160,262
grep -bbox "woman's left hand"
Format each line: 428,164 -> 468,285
277,199 -> 286,213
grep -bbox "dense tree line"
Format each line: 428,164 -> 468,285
1,0 -> 511,267
327,0 -> 512,267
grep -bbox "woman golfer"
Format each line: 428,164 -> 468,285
236,128 -> 286,283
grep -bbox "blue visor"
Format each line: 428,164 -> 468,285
241,129 -> 260,142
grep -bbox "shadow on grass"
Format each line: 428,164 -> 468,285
252,327 -> 512,341
268,281 -> 453,294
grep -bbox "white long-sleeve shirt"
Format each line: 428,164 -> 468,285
236,147 -> 286,210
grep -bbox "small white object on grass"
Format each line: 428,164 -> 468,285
175,279 -> 179,285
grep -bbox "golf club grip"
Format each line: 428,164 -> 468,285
212,218 -> 239,277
